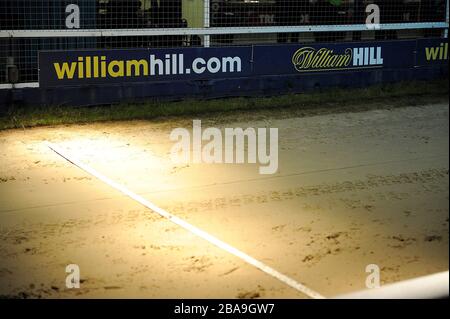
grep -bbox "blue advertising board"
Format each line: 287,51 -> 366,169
38,38 -> 448,90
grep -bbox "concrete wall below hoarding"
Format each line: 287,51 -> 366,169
0,64 -> 447,109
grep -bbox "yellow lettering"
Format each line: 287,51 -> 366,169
108,60 -> 124,77
53,62 -> 77,80
101,56 -> 107,77
126,59 -> 149,77
93,56 -> 99,78
292,47 -> 352,72
77,57 -> 84,79
85,56 -> 92,78
425,47 -> 440,61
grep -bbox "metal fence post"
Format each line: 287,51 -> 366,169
445,0 -> 449,38
204,0 -> 210,47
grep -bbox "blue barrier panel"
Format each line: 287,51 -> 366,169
39,39 -> 434,89
3,38 -> 446,108
39,47 -> 253,88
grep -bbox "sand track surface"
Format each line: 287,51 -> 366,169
0,103 -> 448,298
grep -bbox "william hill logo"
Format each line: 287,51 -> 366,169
292,46 -> 383,72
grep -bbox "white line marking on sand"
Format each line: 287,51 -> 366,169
47,142 -> 325,299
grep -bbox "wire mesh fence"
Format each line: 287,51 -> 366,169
0,0 -> 448,84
